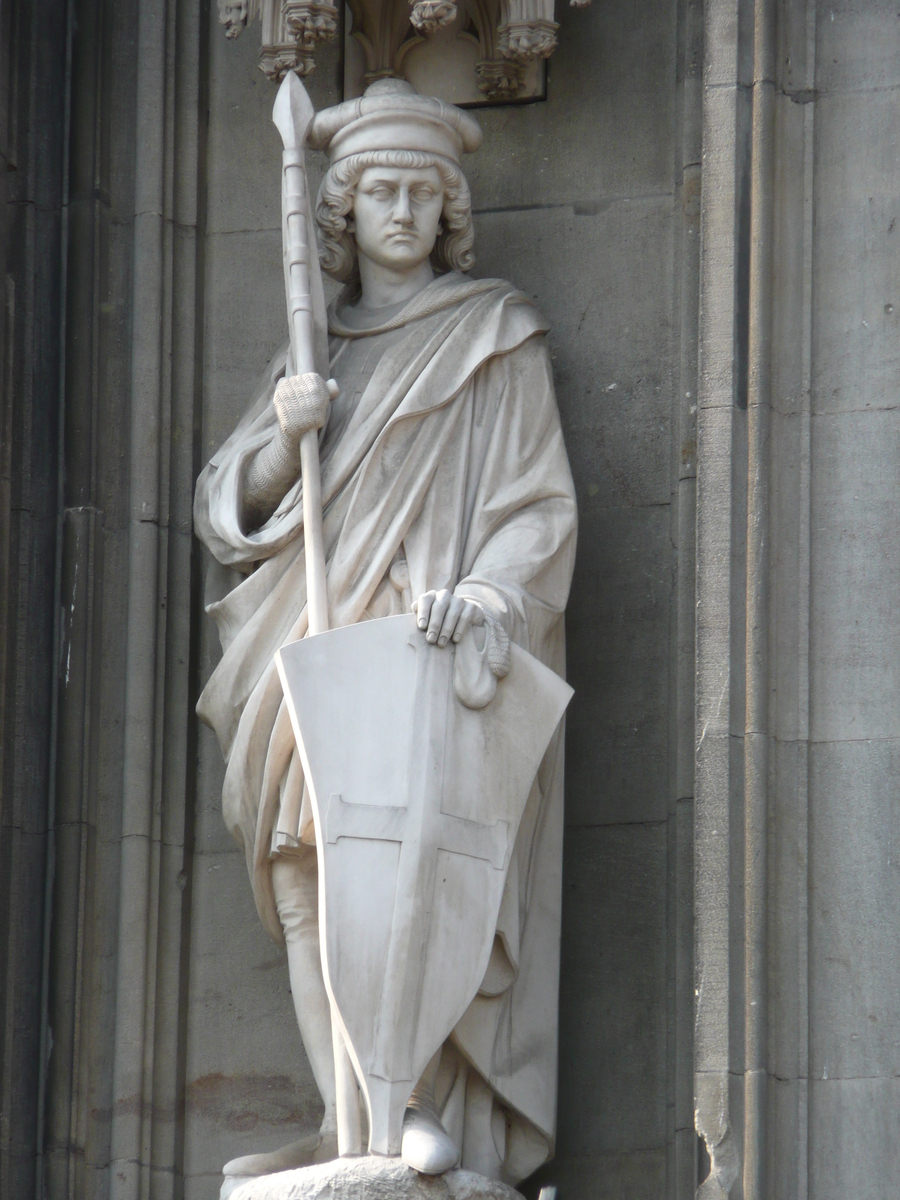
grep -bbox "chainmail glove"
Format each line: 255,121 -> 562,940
480,607 -> 511,679
243,373 -> 333,524
452,604 -> 510,709
273,372 -> 331,444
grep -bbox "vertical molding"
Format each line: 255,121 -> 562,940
107,0 -> 167,1181
795,18 -> 815,1193
694,0 -> 817,1197
0,0 -> 68,1194
669,0 -> 703,1197
43,0 -> 105,1191
767,1 -> 815,1197
742,0 -> 775,1196
694,0 -> 751,1195
107,0 -> 205,1194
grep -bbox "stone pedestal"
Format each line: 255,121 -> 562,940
225,1156 -> 526,1200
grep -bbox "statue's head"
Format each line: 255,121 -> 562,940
308,80 -> 483,283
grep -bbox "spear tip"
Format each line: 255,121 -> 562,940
273,70 -> 316,151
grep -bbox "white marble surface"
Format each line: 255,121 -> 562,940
226,1156 -> 525,1200
194,78 -> 577,1186
277,614 -> 571,1153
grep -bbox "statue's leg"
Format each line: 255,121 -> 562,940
220,853 -> 337,1194
271,851 -> 338,1142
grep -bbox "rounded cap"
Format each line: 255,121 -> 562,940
308,78 -> 483,165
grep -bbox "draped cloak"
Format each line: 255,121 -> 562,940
194,272 -> 577,1184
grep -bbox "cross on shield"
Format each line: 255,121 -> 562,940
276,613 -> 572,1155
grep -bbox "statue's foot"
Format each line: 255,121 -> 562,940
401,1105 -> 458,1175
220,1131 -> 338,1198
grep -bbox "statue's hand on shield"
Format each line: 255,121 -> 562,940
414,590 -> 512,710
413,589 -> 484,648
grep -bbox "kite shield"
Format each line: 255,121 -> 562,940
276,613 -> 572,1155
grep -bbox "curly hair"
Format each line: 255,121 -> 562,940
315,150 -> 475,283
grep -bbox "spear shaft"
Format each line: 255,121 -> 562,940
272,73 -> 363,1160
273,73 -> 329,635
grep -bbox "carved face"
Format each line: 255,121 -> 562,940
352,166 -> 445,273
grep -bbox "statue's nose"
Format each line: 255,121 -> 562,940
393,188 -> 414,224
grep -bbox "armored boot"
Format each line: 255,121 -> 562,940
401,1051 -> 458,1175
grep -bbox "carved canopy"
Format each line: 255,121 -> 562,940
217,0 -> 590,102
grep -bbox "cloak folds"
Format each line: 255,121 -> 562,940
194,272 -> 577,1183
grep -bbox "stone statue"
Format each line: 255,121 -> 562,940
194,78 -> 577,1196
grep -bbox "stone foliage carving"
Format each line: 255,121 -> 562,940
347,0 -> 553,101
218,0 -> 590,97
218,0 -> 339,79
409,0 -> 458,33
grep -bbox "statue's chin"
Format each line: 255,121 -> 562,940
371,251 -> 433,273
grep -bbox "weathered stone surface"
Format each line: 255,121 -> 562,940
557,824 -> 667,1156
475,194 -> 677,832
808,739 -> 900,1081
809,1077 -> 900,1200
691,0 -> 900,1194
797,9 -> 900,1194
528,1147 -> 665,1200
465,0 -> 677,208
815,0 -> 900,94
227,1157 -> 524,1200
809,412 -> 900,743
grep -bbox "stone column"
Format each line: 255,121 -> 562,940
694,1 -> 900,1196
0,0 -> 67,1194
106,0 -> 208,1196
15,0 -> 211,1195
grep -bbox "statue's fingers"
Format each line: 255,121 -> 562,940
425,590 -> 452,643
451,602 -> 482,643
414,591 -> 435,629
438,596 -> 465,647
326,378 -> 340,400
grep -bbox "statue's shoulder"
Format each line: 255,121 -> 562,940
430,273 -> 550,343
434,271 -> 542,312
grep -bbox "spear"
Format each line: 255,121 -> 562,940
272,71 -> 330,636
272,73 -> 362,1159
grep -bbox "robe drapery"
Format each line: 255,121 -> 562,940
194,271 -> 577,1184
